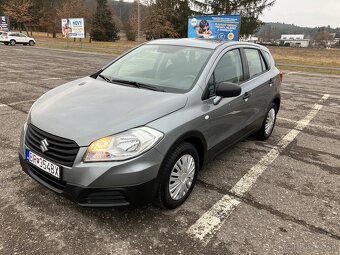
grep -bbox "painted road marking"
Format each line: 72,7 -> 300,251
41,77 -> 62,81
9,100 -> 35,106
0,82 -> 18,85
286,71 -> 302,76
41,76 -> 82,81
0,100 -> 35,108
186,94 -> 330,245
278,117 -> 339,133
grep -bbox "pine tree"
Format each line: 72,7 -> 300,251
92,0 -> 119,41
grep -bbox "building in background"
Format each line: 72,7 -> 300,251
279,34 -> 310,48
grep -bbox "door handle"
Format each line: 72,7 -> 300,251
269,78 -> 274,87
243,92 -> 251,102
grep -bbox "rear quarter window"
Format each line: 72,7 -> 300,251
263,51 -> 272,68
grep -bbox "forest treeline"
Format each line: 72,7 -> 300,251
0,0 -> 277,41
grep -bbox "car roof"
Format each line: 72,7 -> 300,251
146,38 -> 268,51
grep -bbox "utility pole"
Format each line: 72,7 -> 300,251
137,0 -> 140,41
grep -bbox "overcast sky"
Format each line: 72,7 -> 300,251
261,0 -> 340,28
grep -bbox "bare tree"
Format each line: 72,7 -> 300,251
4,0 -> 33,35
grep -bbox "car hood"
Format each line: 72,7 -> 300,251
29,77 -> 187,146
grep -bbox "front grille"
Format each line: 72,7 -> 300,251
82,190 -> 129,205
25,124 -> 79,167
28,164 -> 66,191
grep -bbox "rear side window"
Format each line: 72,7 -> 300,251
244,49 -> 268,78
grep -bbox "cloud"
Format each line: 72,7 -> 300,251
261,0 -> 340,28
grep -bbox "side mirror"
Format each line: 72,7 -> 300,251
215,81 -> 241,98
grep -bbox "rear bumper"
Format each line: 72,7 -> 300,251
19,153 -> 159,207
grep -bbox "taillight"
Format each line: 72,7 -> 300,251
279,71 -> 283,82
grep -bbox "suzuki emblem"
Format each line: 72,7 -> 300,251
40,139 -> 49,153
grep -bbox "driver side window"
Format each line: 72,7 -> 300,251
207,49 -> 243,97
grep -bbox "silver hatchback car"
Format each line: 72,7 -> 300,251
19,39 -> 281,209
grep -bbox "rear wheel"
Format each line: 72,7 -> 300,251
155,142 -> 199,209
29,40 -> 35,46
255,103 -> 277,140
9,40 -> 16,46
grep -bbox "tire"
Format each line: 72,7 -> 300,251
29,40 -> 35,46
4,43 -> 8,45
154,142 -> 199,209
9,40 -> 16,46
255,103 -> 277,140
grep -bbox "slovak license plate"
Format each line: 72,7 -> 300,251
25,149 -> 61,179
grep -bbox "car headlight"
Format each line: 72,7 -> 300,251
83,127 -> 164,162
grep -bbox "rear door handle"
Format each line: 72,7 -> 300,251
243,92 -> 251,102
269,78 -> 274,87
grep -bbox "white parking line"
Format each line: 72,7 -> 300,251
286,71 -> 302,76
6,70 -> 24,73
9,100 -> 35,106
41,76 -> 82,81
186,94 -> 330,245
278,117 -> 339,133
41,78 -> 62,81
0,100 -> 35,108
0,82 -> 18,85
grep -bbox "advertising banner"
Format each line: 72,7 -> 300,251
0,16 -> 10,31
188,15 -> 241,41
61,18 -> 85,38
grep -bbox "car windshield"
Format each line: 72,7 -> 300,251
99,44 -> 212,93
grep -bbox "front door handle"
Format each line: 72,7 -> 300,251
243,92 -> 251,102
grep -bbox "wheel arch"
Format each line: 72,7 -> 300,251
273,96 -> 281,111
160,131 -> 207,172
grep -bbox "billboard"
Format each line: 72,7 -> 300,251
0,16 -> 10,31
188,15 -> 241,41
61,18 -> 85,38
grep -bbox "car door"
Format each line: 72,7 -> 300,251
239,47 -> 273,129
10,33 -> 21,43
19,33 -> 29,43
203,47 -> 252,154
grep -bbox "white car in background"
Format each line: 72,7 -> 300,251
0,32 -> 35,46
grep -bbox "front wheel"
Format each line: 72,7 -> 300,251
9,40 -> 16,46
155,142 -> 199,209
29,40 -> 35,46
255,103 -> 277,140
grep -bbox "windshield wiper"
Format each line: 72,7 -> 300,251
111,79 -> 165,92
98,74 -> 112,83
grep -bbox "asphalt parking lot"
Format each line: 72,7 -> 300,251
0,45 -> 339,255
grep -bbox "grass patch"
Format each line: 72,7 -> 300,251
31,32 -> 142,56
269,47 -> 340,68
277,65 -> 340,76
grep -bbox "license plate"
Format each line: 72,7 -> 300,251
25,149 -> 61,179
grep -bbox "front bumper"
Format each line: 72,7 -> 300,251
19,153 -> 159,207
